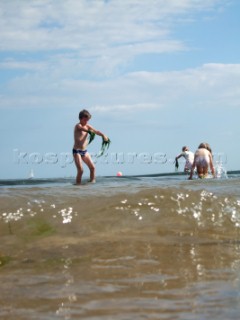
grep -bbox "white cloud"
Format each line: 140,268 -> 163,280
1,63 -> 240,112
0,0 -> 224,76
0,59 -> 46,71
0,1 -> 237,113
123,63 -> 240,108
91,103 -> 159,113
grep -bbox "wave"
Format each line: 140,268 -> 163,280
1,170 -> 240,186
1,174 -> 240,320
0,177 -> 74,186
1,182 -> 240,245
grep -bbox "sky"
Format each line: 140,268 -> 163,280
0,0 -> 240,179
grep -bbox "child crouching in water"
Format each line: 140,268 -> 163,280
189,143 -> 215,179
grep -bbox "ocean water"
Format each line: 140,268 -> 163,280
1,172 -> 240,319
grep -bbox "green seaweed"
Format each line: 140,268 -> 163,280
97,138 -> 111,158
175,158 -> 179,170
88,130 -> 96,144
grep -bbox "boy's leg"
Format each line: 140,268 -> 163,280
73,154 -> 83,184
197,165 -> 208,178
202,165 -> 209,176
197,165 -> 204,177
82,153 -> 96,182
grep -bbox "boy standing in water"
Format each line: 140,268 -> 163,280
73,109 -> 108,185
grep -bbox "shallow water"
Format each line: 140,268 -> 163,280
1,175 -> 240,319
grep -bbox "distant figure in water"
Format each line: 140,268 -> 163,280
189,143 -> 215,179
175,146 -> 194,172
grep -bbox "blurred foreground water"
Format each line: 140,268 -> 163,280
1,174 -> 240,319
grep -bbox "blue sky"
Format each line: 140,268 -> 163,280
0,0 -> 240,179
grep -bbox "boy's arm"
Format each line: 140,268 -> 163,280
88,125 -> 108,141
175,153 -> 183,160
209,154 -> 215,177
76,123 -> 89,133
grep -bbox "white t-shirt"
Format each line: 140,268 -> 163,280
182,151 -> 194,170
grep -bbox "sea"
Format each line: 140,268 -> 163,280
1,171 -> 240,320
